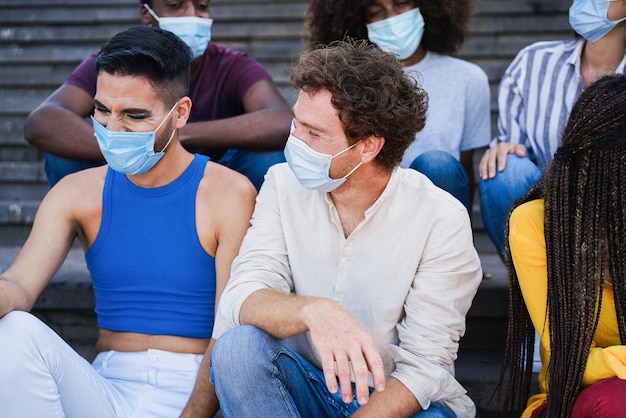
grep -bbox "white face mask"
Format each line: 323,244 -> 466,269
569,0 -> 626,42
366,8 -> 424,60
144,4 -> 213,60
284,122 -> 362,192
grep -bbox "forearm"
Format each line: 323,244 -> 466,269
179,108 -> 291,151
24,107 -> 103,160
239,289 -> 323,339
180,339 -> 220,418
351,378 -> 421,418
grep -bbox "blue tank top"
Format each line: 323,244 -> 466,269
86,154 -> 216,338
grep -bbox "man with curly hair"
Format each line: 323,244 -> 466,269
207,41 -> 482,418
305,0 -> 490,213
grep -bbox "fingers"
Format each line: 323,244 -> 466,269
320,349 -> 339,395
319,344 -> 385,406
363,345 -> 385,394
349,353 -> 371,405
495,145 -> 511,174
478,147 -> 498,180
479,143 -> 527,180
335,354 -> 354,403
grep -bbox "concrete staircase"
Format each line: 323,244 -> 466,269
0,0 -> 572,415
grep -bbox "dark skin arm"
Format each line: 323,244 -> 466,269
460,149 -> 476,212
179,79 -> 292,151
23,84 -> 103,160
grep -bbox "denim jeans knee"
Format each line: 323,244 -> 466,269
217,149 -> 285,191
44,153 -> 105,188
478,155 -> 541,258
409,150 -> 470,211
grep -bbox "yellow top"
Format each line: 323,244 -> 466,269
509,199 -> 626,418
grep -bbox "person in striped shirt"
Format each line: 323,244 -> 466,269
477,0 -> 626,258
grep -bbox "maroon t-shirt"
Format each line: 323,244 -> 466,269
66,42 -> 273,158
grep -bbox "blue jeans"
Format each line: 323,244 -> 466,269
211,325 -> 456,418
409,151 -> 470,212
478,154 -> 541,259
43,148 -> 285,191
217,148 -> 285,191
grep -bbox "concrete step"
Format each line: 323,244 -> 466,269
0,160 -> 48,245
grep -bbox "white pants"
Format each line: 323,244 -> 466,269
0,311 -> 202,418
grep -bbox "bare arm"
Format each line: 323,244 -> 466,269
180,170 -> 257,417
178,80 -> 292,151
23,84 -> 103,161
239,290 -> 386,407
351,377 -> 421,418
0,180 -> 79,317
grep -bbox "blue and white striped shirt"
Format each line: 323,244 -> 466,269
492,38 -> 626,168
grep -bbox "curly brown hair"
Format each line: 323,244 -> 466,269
499,73 -> 626,417
305,0 -> 473,54
290,40 -> 428,170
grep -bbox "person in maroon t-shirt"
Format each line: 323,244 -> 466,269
24,0 -> 292,190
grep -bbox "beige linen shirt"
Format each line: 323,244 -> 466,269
213,163 -> 482,418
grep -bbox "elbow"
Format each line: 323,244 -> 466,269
23,109 -> 44,147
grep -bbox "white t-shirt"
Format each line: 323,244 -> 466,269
401,51 -> 491,167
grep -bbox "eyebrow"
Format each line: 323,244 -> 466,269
291,107 -> 329,135
92,99 -> 153,117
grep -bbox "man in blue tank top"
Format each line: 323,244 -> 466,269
0,26 -> 256,417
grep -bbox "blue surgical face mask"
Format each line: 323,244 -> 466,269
569,0 -> 626,42
144,4 -> 213,60
92,103 -> 177,175
366,7 -> 424,60
284,122 -> 362,192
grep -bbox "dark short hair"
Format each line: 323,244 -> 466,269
95,25 -> 191,106
291,39 -> 428,170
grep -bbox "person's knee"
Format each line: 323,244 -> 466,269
0,311 -> 44,368
479,155 -> 540,191
410,151 -> 458,175
0,311 -> 41,337
212,326 -> 269,366
571,377 -> 626,418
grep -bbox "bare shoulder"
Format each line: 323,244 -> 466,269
44,166 -> 107,225
53,166 -> 107,203
195,162 -> 256,255
198,161 -> 257,206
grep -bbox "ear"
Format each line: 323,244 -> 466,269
139,4 -> 155,26
174,96 -> 192,128
359,134 -> 385,164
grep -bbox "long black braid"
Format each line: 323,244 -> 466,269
498,73 -> 626,417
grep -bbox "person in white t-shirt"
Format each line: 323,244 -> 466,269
305,0 -> 491,212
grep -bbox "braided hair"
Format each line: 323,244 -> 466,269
499,73 -> 626,417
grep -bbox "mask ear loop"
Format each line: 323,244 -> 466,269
155,102 -> 178,153
331,140 -> 363,179
143,4 -> 161,22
